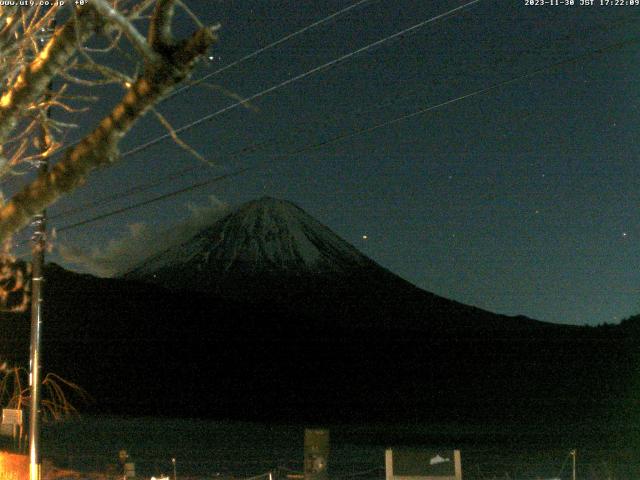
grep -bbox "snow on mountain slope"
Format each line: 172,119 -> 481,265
125,197 -> 372,284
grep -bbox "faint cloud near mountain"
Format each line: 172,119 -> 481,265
58,195 -> 229,277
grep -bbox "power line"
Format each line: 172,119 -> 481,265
48,92 -> 419,220
120,0 -> 483,159
48,71 -> 451,224
46,0 -> 481,219
51,79 -> 435,220
163,0 -> 375,103
22,0 -> 375,174
305,35 -> 640,145
53,34 -> 640,234
49,164 -> 204,220
7,0 -> 632,215
7,0 -> 479,198
55,168 -> 250,232
58,8 -> 638,220
48,4 -> 636,171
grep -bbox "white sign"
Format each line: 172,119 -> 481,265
2,409 -> 22,426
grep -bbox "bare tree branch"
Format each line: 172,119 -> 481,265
0,1 -> 220,244
151,107 -> 209,165
91,0 -> 159,64
0,7 -> 99,148
0,22 -> 218,242
149,0 -> 176,49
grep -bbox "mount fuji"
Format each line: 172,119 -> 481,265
124,196 -> 544,333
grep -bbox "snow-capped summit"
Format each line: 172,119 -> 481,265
125,197 -> 374,294
206,196 -> 369,272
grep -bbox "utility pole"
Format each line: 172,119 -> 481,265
570,449 -> 577,480
29,21 -> 54,480
28,125 -> 47,480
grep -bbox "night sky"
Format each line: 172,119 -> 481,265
7,0 -> 639,326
